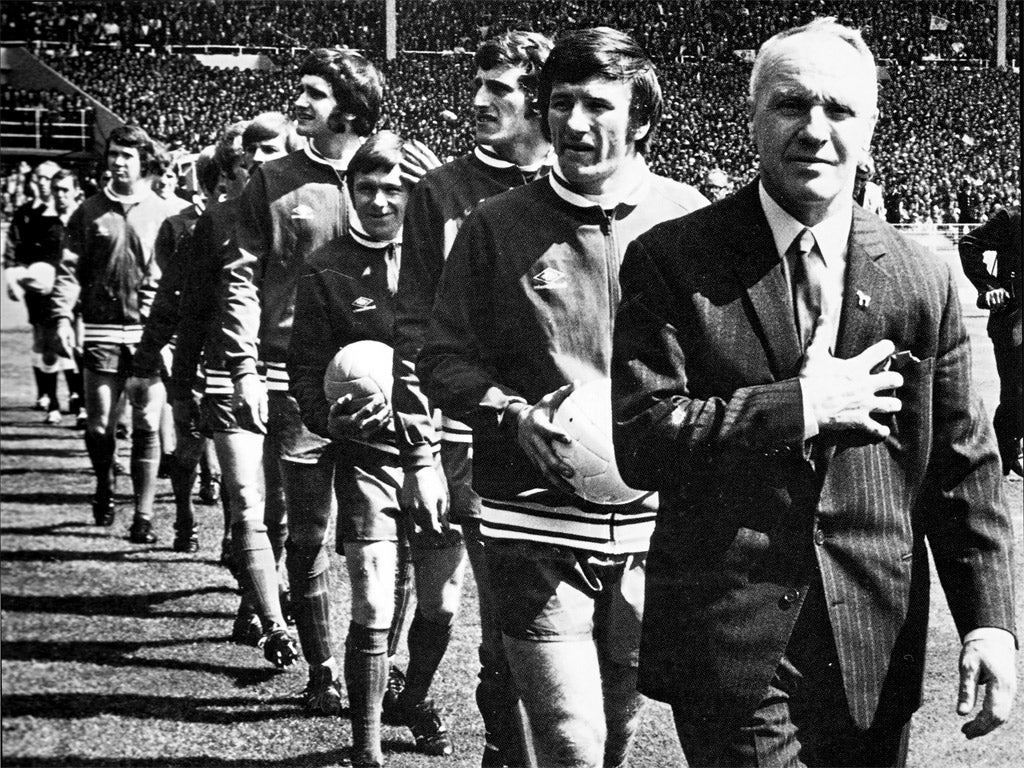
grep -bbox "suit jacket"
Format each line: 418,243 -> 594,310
612,180 -> 1017,730
958,206 -> 1022,344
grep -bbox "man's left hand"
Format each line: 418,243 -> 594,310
957,631 -> 1017,738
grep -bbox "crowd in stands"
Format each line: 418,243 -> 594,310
397,0 -> 1021,65
0,85 -> 95,154
1,85 -> 93,122
1,1 -> 1019,223
4,0 -> 1019,66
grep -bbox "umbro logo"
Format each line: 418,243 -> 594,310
352,296 -> 377,312
532,267 -> 568,290
291,204 -> 315,220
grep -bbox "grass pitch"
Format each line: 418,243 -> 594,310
1,312 -> 1021,767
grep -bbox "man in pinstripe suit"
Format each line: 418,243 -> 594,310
612,18 -> 1017,767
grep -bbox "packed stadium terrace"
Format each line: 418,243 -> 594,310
4,0 -> 1021,64
1,0 -> 1020,222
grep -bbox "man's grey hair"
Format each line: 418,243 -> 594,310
748,17 -> 877,110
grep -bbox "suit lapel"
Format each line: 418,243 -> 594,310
727,182 -> 803,380
835,208 -> 891,359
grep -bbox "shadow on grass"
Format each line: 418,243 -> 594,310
0,586 -> 235,619
0,521 -> 96,535
0,466 -> 93,475
1,491 -> 93,505
0,690 -> 307,726
0,751 -> 351,767
0,446 -> 87,459
0,639 -> 287,683
0,548 -> 227,564
0,428 -> 82,440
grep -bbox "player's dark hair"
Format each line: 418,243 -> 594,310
105,124 -> 157,168
345,130 -> 405,197
195,148 -> 221,197
537,27 -> 662,154
49,168 -> 80,190
474,30 -> 553,113
298,48 -> 383,137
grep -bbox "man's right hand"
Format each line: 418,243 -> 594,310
233,373 -> 268,434
399,465 -> 450,538
42,318 -> 76,366
800,317 -> 903,440
980,288 -> 1011,310
514,383 -> 577,491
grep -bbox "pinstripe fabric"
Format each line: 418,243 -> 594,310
612,181 -> 1017,732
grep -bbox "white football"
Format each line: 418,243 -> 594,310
20,261 -> 56,295
323,339 -> 394,411
551,378 -> 649,505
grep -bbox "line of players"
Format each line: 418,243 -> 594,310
36,26 -> 713,768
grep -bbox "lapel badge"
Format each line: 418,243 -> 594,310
856,290 -> 871,309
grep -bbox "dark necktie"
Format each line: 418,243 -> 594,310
790,228 -> 824,350
385,243 -> 401,296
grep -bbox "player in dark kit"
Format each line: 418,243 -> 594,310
391,30 -> 554,767
290,130 -> 460,766
48,125 -> 176,542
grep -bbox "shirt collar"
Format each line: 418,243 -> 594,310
757,181 -> 851,268
349,225 -> 401,250
303,136 -> 357,171
474,144 -> 554,173
548,155 -> 651,211
103,183 -> 153,206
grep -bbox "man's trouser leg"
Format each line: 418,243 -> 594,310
992,322 -> 1023,472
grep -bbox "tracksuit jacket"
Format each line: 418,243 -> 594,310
170,197 -> 239,401
131,201 -> 203,380
217,143 -> 352,391
288,229 -> 401,459
418,162 -> 709,553
50,186 -> 173,346
393,145 -> 551,471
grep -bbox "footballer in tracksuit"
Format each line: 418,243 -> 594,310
418,29 -> 709,768
391,30 -> 554,768
216,49 -> 432,716
48,125 -> 177,542
175,115 -> 301,668
290,131 -> 460,767
126,145 -> 217,554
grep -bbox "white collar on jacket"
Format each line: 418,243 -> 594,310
303,136 -> 357,171
548,154 -> 651,211
103,183 -> 154,206
474,144 -> 554,173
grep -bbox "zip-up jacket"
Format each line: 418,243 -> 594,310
289,230 -> 401,459
393,145 -> 551,470
169,197 -> 238,401
49,186 -> 172,345
132,202 -> 202,379
418,165 -> 707,553
217,144 -> 352,383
